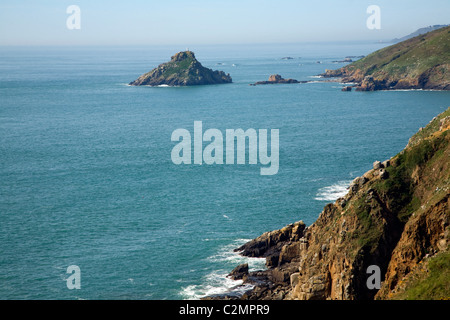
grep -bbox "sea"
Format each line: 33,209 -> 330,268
0,42 -> 449,300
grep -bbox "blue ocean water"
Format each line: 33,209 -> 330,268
0,43 -> 449,300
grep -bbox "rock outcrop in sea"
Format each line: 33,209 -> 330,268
250,74 -> 306,86
207,107 -> 450,300
320,25 -> 450,91
129,51 -> 232,86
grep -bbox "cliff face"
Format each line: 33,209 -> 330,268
129,51 -> 232,86
321,25 -> 450,91
227,107 -> 450,300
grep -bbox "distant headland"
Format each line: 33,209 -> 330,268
320,25 -> 450,91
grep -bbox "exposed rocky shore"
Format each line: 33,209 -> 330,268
129,51 -> 232,86
205,107 -> 450,300
320,25 -> 450,91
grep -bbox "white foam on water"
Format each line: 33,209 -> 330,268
314,180 -> 352,201
179,239 -> 266,300
124,83 -> 176,87
207,240 -> 266,269
180,272 -> 253,300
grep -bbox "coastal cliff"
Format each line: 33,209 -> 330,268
129,51 -> 232,86
321,25 -> 450,91
220,107 -> 450,300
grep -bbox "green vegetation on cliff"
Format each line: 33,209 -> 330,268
390,250 -> 450,300
323,25 -> 450,90
226,107 -> 450,301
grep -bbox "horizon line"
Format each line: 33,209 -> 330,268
0,39 -> 393,48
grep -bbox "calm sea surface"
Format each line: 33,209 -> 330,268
0,43 -> 449,299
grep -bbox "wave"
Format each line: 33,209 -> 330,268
386,89 -> 446,92
314,180 -> 352,201
179,239 -> 266,300
123,83 -> 173,87
179,272 -> 254,300
305,80 -> 323,84
206,240 -> 266,267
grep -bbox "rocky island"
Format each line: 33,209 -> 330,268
129,51 -> 232,86
250,74 -> 306,86
320,25 -> 450,91
207,107 -> 450,300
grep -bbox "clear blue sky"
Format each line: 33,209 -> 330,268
0,0 -> 449,46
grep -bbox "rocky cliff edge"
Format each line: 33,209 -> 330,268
215,107 -> 450,300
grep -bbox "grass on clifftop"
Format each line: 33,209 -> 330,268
407,107 -> 450,147
347,25 -> 450,78
372,108 -> 450,223
393,251 -> 450,300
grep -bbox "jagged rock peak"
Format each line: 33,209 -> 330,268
171,51 -> 196,62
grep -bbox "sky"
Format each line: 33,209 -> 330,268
0,0 -> 449,46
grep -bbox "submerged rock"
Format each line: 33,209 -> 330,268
129,51 -> 232,86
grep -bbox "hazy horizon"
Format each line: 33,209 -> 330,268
0,0 -> 449,46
